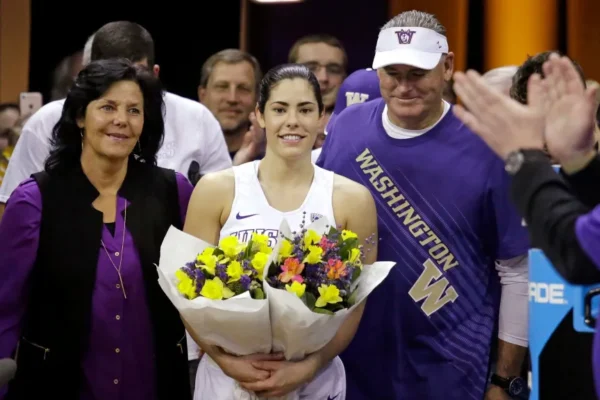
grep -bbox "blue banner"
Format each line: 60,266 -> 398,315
529,249 -> 600,399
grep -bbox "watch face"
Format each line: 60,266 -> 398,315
505,151 -> 524,175
509,377 -> 525,395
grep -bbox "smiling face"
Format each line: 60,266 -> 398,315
199,60 -> 257,134
78,80 -> 144,161
377,53 -> 454,128
256,78 -> 322,160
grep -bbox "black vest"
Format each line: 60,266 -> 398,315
7,161 -> 192,400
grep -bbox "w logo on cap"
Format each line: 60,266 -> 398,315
395,29 -> 416,44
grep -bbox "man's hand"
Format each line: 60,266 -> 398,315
452,70 -> 546,159
485,385 -> 511,400
240,357 -> 320,397
541,53 -> 598,172
232,112 -> 266,166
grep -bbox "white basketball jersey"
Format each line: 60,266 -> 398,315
220,160 -> 336,245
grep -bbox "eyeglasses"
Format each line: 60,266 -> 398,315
302,62 -> 345,76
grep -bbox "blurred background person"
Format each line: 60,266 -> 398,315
288,34 -> 347,111
0,104 -> 20,133
311,68 -> 381,162
198,49 -> 265,164
482,65 -> 518,95
0,127 -> 20,186
50,50 -> 84,101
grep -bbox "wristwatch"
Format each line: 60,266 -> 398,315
490,373 -> 526,396
504,149 -> 549,175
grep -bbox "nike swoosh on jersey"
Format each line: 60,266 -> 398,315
327,394 -> 340,400
236,212 -> 258,220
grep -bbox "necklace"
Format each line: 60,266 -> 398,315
100,201 -> 127,299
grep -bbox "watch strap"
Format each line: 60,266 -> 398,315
505,149 -> 550,175
490,373 -> 511,389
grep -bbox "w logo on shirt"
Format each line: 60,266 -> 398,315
310,213 -> 324,222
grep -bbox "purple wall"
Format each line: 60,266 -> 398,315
248,0 -> 389,75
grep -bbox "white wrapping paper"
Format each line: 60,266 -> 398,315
156,226 -> 272,356
264,218 -> 396,361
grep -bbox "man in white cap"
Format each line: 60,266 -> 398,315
317,10 -> 530,400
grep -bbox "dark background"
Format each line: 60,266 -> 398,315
28,0 -> 565,104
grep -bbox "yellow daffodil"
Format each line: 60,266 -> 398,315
219,236 -> 245,258
260,245 -> 273,255
286,281 -> 306,298
251,252 -> 270,280
175,269 -> 197,299
196,248 -> 218,275
200,277 -> 234,300
252,233 -> 269,247
341,230 -> 358,241
278,239 -> 294,261
348,248 -> 361,265
226,260 -> 243,283
315,284 -> 343,308
303,245 -> 323,265
303,230 -> 322,250
250,233 -> 273,254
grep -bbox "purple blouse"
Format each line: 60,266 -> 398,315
0,172 -> 194,400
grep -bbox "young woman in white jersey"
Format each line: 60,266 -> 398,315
183,64 -> 378,400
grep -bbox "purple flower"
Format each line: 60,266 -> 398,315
195,269 -> 206,294
194,268 -> 205,283
216,264 -> 228,282
240,275 -> 252,291
181,265 -> 195,279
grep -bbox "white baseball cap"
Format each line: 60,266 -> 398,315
372,27 -> 449,70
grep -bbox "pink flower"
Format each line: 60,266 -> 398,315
326,259 -> 348,280
279,258 -> 305,283
319,236 -> 336,252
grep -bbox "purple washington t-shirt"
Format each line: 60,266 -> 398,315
317,99 -> 529,400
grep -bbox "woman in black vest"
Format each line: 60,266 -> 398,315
0,59 -> 193,399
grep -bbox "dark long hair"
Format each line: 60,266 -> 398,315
257,64 -> 324,115
45,58 -> 165,173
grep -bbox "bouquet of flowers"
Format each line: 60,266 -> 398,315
264,216 -> 396,360
174,235 -> 269,302
156,226 -> 272,356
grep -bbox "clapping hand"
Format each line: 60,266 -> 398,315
232,112 -> 266,166
452,53 -> 598,171
451,69 -> 546,159
539,53 -> 598,172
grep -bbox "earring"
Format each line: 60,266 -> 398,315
80,129 -> 84,150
